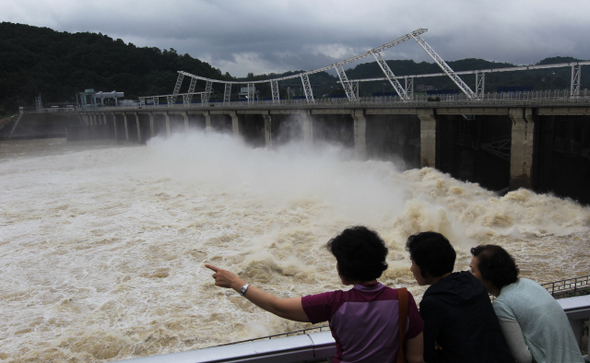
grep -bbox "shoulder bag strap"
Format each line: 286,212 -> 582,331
396,287 -> 409,363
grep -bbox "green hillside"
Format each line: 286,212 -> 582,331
0,22 -> 227,113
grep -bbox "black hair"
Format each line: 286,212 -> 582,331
327,226 -> 388,282
470,245 -> 519,289
405,231 -> 456,278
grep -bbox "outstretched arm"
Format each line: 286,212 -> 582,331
205,264 -> 310,322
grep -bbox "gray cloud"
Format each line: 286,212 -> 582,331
2,0 -> 590,77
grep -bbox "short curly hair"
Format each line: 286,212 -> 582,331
470,245 -> 519,289
406,232 -> 456,279
327,226 -> 388,282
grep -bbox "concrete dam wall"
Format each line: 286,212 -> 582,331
4,106 -> 590,205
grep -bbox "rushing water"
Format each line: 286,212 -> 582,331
1,132 -> 589,362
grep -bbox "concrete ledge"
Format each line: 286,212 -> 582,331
558,295 -> 590,320
311,109 -> 352,115
365,108 -> 419,115
557,295 -> 590,357
436,107 -> 510,115
538,107 -> 590,115
119,331 -> 335,363
117,296 -> 590,363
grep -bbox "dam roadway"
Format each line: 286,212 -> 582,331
70,94 -> 590,205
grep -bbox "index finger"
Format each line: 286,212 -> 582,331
205,264 -> 219,272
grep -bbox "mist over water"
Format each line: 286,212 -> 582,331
1,133 -> 589,362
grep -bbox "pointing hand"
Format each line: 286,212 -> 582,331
205,264 -> 245,290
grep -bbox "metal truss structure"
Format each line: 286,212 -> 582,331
164,29 -> 435,106
409,32 -> 477,99
335,63 -> 356,101
475,72 -> 485,98
350,61 -> 590,98
370,50 -> 408,100
571,64 -> 582,96
151,28 -> 589,107
481,136 -> 512,161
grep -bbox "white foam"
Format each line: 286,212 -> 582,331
0,134 -> 588,361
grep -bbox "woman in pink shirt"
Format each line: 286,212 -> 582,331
206,226 -> 424,363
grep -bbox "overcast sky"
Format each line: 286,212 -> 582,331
2,0 -> 589,77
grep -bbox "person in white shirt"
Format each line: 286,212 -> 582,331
470,244 -> 584,363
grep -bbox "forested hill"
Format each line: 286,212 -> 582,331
0,22 -> 586,115
0,22 -> 228,113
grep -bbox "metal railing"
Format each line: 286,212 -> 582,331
72,89 -> 590,114
19,106 -> 77,114
543,274 -> 590,297
20,89 -> 590,114
212,325 -> 331,348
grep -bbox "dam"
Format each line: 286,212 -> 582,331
1,28 -> 589,361
69,97 -> 590,205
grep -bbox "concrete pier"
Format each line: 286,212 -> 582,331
122,113 -> 129,141
263,114 -> 272,148
417,109 -> 437,168
353,109 -> 366,159
301,111 -> 313,146
134,113 -> 141,143
509,108 -> 535,190
230,111 -> 239,136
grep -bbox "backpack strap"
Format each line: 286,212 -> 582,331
396,287 -> 409,363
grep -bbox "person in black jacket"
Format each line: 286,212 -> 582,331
406,232 -> 514,363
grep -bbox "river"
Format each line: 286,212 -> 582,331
1,131 -> 589,362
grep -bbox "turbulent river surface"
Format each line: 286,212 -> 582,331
1,132 -> 589,362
